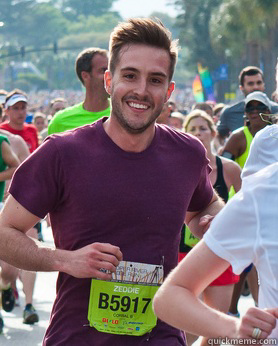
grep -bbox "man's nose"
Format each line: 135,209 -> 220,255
134,79 -> 148,96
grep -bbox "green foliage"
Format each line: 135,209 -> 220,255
1,0 -> 276,95
67,13 -> 121,35
20,3 -> 69,47
149,12 -> 180,39
174,0 -> 223,70
59,31 -> 110,51
59,0 -> 115,18
210,0 -> 278,57
17,72 -> 48,91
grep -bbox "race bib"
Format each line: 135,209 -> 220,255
88,261 -> 163,336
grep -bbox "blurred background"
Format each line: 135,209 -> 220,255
0,0 -> 277,110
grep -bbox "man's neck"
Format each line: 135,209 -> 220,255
103,117 -> 155,153
83,92 -> 109,113
8,122 -> 24,131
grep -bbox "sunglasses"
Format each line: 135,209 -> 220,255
259,113 -> 278,125
245,105 -> 269,113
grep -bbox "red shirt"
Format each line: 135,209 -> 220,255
0,122 -> 39,153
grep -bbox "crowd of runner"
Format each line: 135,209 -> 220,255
0,17 -> 277,346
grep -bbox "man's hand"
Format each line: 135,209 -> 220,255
236,307 -> 277,340
61,242 -> 123,280
199,215 -> 215,234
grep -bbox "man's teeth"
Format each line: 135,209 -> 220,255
129,102 -> 148,109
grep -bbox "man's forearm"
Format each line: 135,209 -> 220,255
0,224 -> 61,272
186,192 -> 224,239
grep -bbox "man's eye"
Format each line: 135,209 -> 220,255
124,74 -> 135,79
151,78 -> 161,84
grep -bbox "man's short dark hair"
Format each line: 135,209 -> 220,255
75,47 -> 108,85
238,66 -> 264,86
109,18 -> 179,81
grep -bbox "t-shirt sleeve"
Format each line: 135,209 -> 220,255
0,134 -> 9,145
187,147 -> 213,212
9,136 -> 65,219
203,185 -> 257,274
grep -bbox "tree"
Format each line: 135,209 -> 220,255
20,3 -> 69,47
210,0 -> 278,95
58,0 -> 116,18
0,0 -> 33,41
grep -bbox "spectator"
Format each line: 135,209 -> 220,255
168,111 -> 185,130
192,102 -> 213,118
156,101 -> 171,124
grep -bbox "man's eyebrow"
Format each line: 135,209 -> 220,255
120,67 -> 167,78
120,67 -> 139,73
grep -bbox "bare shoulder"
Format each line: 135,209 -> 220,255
0,132 -> 30,161
222,128 -> 246,157
221,156 -> 241,170
227,127 -> 245,142
220,156 -> 242,192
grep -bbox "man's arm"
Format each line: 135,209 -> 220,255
13,135 -> 30,162
0,196 -> 123,279
185,190 -> 224,239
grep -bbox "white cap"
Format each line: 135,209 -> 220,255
5,94 -> 27,109
242,125 -> 278,178
244,91 -> 271,111
0,94 -> 6,105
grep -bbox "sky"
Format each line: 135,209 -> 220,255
112,0 -> 178,19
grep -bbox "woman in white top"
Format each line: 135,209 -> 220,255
153,125 -> 278,342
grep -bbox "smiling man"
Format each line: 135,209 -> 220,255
0,18 -> 223,345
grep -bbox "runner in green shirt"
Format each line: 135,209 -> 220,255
48,47 -> 110,134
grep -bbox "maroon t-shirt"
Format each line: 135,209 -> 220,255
10,118 -> 213,345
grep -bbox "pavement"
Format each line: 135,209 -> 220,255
0,224 -> 255,345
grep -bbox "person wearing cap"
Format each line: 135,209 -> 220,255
0,89 -> 40,325
153,124 -> 278,342
0,89 -> 39,153
221,91 -> 272,166
221,91 -> 273,318
217,66 -> 278,141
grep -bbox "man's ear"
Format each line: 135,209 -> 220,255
104,70 -> 112,95
165,82 -> 175,102
81,71 -> 89,85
